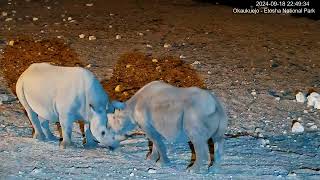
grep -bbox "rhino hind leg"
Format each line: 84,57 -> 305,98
187,137 -> 210,173
25,110 -> 46,141
38,117 -> 58,141
147,143 -> 160,162
213,137 -> 224,165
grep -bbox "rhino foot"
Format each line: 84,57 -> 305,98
33,133 -> 46,141
59,140 -> 73,149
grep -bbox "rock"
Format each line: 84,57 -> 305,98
260,139 -> 270,146
115,85 -> 121,92
109,25 -> 112,28
191,61 -> 201,66
79,34 -> 85,39
303,110 -> 308,113
163,43 -> 171,48
295,92 -> 306,103
179,55 -> 186,59
307,92 -> 320,107
310,125 -> 317,130
67,17 -> 72,21
32,17 -> 39,21
86,64 -> 92,68
138,32 -> 144,36
88,36 -> 96,40
287,172 -> 296,177
251,90 -> 257,96
31,168 -> 42,174
8,40 -> 14,46
152,59 -> 158,63
5,18 -> 13,22
2,12 -> 8,16
148,168 -> 157,174
116,35 -> 121,39
126,64 -> 132,68
146,44 -> 152,48
208,71 -> 212,75
57,36 -> 62,39
275,97 -> 280,101
130,172 -> 134,177
86,3 -> 93,7
291,121 -> 304,133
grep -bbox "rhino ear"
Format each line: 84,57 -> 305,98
112,101 -> 126,110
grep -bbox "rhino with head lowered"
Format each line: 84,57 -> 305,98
107,81 -> 228,173
16,63 -> 122,149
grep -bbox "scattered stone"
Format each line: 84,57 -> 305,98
251,90 -> 257,96
31,168 -> 42,174
207,71 -> 212,75
2,12 -> 8,16
57,36 -> 62,39
86,64 -> 92,68
152,59 -> 158,63
275,97 -> 280,101
148,168 -> 157,174
310,125 -> 317,130
191,61 -> 201,66
291,121 -> 304,133
115,85 -> 121,92
307,92 -> 320,107
47,6 -> 51,10
295,92 -> 306,103
110,13 -> 114,16
86,3 -> 93,7
297,117 -> 302,122
179,55 -> 186,59
126,64 -> 132,68
5,18 -> 13,22
88,36 -> 96,40
109,25 -> 112,28
116,35 -> 121,39
307,122 -> 315,126
260,139 -> 270,146
8,40 -> 14,46
67,17 -> 72,21
287,172 -> 297,177
32,17 -> 39,21
130,172 -> 134,177
163,43 -> 171,48
138,32 -> 144,36
79,34 -> 85,39
303,110 -> 308,113
255,127 -> 264,133
146,44 -> 152,48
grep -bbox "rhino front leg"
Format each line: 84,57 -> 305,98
38,117 -> 58,141
83,123 -> 98,148
145,127 -> 170,166
59,116 -> 74,149
26,110 -> 46,141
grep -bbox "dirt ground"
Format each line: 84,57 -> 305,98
0,0 -> 320,179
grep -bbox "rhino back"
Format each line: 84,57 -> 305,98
20,63 -> 93,121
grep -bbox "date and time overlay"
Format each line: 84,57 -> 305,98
232,1 -> 317,15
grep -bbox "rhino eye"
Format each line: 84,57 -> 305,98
101,131 -> 105,136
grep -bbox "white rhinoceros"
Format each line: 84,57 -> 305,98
16,63 -> 121,149
107,81 -> 228,172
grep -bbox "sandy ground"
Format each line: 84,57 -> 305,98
0,0 -> 320,179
